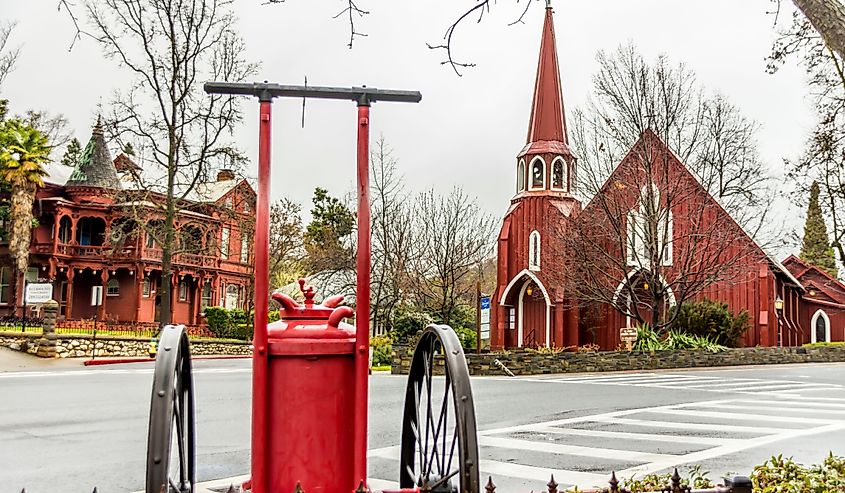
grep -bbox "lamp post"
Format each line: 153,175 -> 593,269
774,295 -> 784,347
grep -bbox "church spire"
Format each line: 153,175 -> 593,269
523,3 -> 569,151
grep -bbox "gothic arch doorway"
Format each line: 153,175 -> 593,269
499,269 -> 551,348
613,269 -> 676,328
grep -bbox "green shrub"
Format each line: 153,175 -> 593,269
371,334 -> 394,366
672,299 -> 749,347
267,310 -> 280,323
753,454 -> 845,492
633,324 -> 726,352
391,309 -> 433,342
804,341 -> 845,347
204,307 -> 231,338
454,327 -> 477,350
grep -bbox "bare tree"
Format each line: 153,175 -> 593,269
369,136 -> 414,334
269,197 -> 304,289
773,9 -> 845,273
561,132 -> 762,331
408,187 -> 495,327
791,0 -> 845,60
0,21 -> 19,89
570,44 -> 774,240
86,0 -> 256,324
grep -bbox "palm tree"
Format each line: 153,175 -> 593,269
0,120 -> 50,310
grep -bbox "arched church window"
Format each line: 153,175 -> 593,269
517,160 -> 526,192
529,230 -> 541,270
529,157 -> 546,190
628,183 -> 672,267
551,157 -> 566,190
812,310 -> 830,343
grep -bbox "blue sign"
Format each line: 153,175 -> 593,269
480,297 -> 491,310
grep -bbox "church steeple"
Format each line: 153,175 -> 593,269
524,3 -> 568,149
515,3 -> 576,197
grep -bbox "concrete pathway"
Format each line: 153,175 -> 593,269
0,346 -> 81,372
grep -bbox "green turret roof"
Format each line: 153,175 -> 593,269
66,118 -> 121,189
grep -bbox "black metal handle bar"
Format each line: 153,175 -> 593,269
204,81 -> 422,105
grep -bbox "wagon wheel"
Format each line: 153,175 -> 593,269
146,324 -> 196,493
400,325 -> 480,493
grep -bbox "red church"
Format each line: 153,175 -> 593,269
490,4 -> 845,350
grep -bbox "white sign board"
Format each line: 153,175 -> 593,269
480,297 -> 491,340
25,283 -> 52,304
91,286 -> 103,307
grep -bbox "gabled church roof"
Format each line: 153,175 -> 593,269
519,3 -> 573,158
66,118 -> 122,189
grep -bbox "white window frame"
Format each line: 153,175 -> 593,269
240,235 -> 249,263
661,209 -> 673,266
528,230 -> 541,271
516,159 -> 526,193
550,157 -> 567,191
811,309 -> 831,343
221,227 -> 231,259
179,280 -> 188,302
528,156 -> 546,191
106,278 -> 120,296
201,281 -> 212,309
0,267 -> 10,304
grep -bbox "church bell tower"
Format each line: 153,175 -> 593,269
491,2 -> 581,350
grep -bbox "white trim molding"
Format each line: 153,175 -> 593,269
550,156 -> 567,191
499,269 -> 552,306
528,156 -> 547,191
811,309 -> 831,343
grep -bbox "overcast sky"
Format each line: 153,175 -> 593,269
0,1 -> 815,257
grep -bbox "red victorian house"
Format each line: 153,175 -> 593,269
0,121 -> 255,327
490,5 -> 837,350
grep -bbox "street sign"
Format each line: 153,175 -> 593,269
620,327 -> 637,342
480,296 -> 491,340
25,283 -> 53,304
91,286 -> 103,307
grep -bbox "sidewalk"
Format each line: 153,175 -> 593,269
0,346 -> 82,372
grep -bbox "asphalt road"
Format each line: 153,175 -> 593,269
2,349 -> 845,492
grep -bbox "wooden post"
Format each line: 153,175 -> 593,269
476,281 -> 482,354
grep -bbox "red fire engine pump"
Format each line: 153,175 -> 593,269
144,82 -> 480,493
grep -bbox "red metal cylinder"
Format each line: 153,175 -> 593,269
265,282 -> 357,493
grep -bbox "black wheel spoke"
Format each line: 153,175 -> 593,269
400,326 -> 479,493
146,325 -> 195,493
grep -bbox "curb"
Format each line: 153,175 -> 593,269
83,354 -> 251,366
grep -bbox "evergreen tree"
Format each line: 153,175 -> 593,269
122,142 -> 135,156
800,181 -> 839,278
60,137 -> 81,167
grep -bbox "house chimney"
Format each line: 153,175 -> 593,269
217,169 -> 235,181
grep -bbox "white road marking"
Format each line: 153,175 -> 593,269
478,459 -> 608,488
648,408 -> 835,425
589,416 -> 787,434
479,435 -> 676,463
533,426 -> 742,446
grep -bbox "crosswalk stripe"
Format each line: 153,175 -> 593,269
591,416 -> 786,434
648,408 -> 835,425
734,398 -> 845,409
682,379 -> 785,388
479,436 -> 676,463
534,426 -> 741,446
478,459 -> 608,487
689,403 -> 845,415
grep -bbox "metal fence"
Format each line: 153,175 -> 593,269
481,470 -> 751,493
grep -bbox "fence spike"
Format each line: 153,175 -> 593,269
21,489 -> 26,493
160,485 -> 167,493
293,482 -> 305,493
485,476 -> 496,493
547,474 -> 558,493
670,467 -> 682,493
92,489 -> 98,493
226,484 -> 238,493
608,471 -> 619,493
355,480 -> 369,493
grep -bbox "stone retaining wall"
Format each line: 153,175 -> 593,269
391,344 -> 845,375
0,331 -> 251,358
